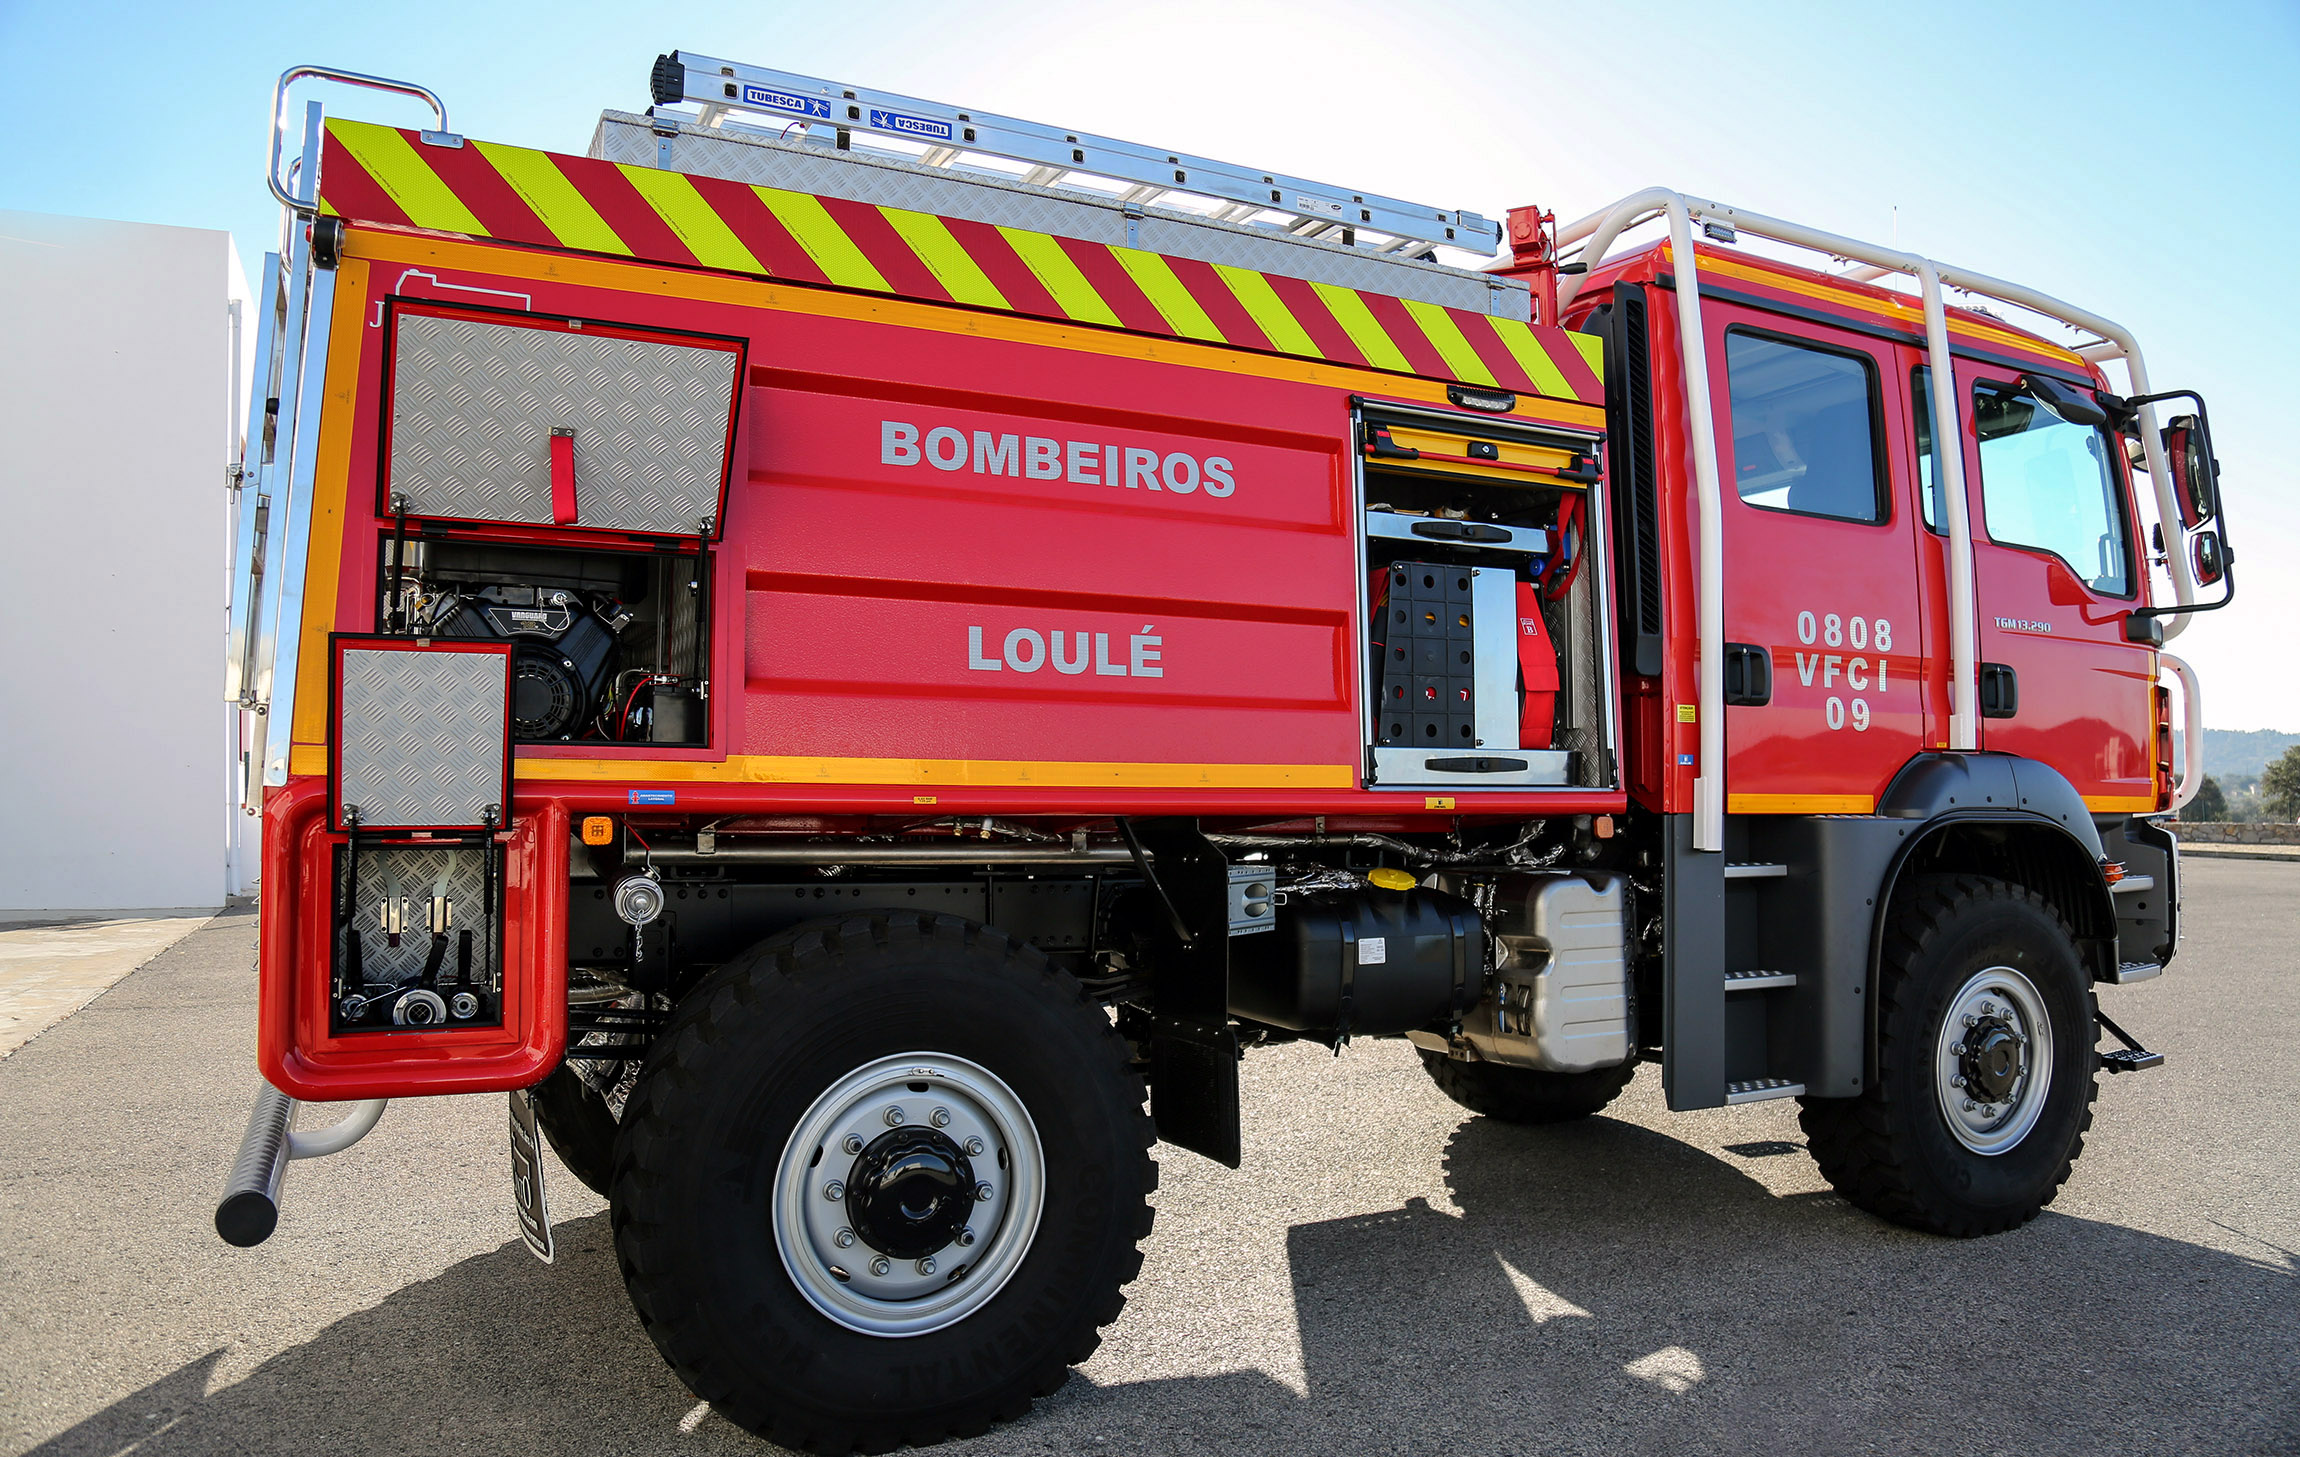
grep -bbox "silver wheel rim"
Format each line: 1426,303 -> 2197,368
1934,965 -> 2054,1155
773,1052 -> 1044,1337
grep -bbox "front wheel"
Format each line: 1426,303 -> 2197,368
1800,874 -> 2098,1237
610,914 -> 1155,1451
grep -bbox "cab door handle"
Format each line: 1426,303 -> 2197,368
1724,642 -> 1772,706
1980,662 -> 2020,719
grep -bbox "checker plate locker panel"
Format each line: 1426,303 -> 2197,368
383,304 -> 744,537
331,638 -> 514,833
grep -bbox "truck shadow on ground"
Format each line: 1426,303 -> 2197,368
29,1116 -> 2297,1457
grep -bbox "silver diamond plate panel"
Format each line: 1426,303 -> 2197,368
335,843 -> 497,989
390,313 -> 737,534
591,112 -> 1530,321
336,646 -> 508,829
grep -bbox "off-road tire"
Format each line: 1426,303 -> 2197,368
609,913 -> 1157,1452
528,1063 -> 620,1198
1799,874 -> 2098,1237
1418,1049 -> 1636,1123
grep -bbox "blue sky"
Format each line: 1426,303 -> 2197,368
5,0 -> 2294,729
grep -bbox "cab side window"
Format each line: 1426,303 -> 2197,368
1724,331 -> 1886,523
1911,367 -> 1945,531
1971,382 -> 2133,597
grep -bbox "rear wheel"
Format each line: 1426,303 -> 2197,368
1800,874 -> 2097,1237
1418,1050 -> 1635,1124
610,914 -> 1156,1451
527,1063 -> 619,1198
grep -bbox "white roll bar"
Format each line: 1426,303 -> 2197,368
1552,190 -> 2198,851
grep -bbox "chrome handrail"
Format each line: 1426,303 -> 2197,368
267,64 -> 449,213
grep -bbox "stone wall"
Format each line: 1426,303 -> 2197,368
2172,821 -> 2300,845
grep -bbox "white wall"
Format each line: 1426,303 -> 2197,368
0,211 -> 249,916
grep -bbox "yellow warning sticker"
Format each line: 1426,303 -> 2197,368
1676,704 -> 1698,723
1425,796 -> 1456,810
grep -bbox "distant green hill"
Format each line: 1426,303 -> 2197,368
2198,728 -> 2300,779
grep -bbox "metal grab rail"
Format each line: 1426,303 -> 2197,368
268,65 -> 450,212
1549,189 -> 2198,852
2161,654 -> 2205,813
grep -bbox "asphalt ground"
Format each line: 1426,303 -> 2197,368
3,861 -> 2294,1457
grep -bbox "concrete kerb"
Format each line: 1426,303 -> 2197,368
0,909 -> 219,1058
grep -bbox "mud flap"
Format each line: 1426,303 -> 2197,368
508,1089 -> 555,1263
1149,1017 -> 1241,1169
1128,818 -> 1243,1168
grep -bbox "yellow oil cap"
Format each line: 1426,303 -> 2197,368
1366,867 -> 1417,892
580,815 -> 616,846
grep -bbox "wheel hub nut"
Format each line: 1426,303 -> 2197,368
842,1127 -> 977,1259
870,1257 -> 891,1277
964,1137 -> 985,1156
834,1228 -> 856,1248
975,1181 -> 995,1202
842,1134 -> 863,1155
1958,1015 -> 2025,1103
958,1227 -> 977,1247
930,1107 -> 951,1128
916,1257 -> 937,1275
824,1181 -> 845,1200
884,1106 -> 907,1127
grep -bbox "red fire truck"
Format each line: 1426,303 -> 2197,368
216,54 -> 2231,1450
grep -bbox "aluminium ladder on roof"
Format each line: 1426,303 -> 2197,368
648,51 -> 1500,261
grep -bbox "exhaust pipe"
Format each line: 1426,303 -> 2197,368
214,1084 -> 387,1247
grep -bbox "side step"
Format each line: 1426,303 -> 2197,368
1724,968 -> 1796,991
1724,1077 -> 1805,1104
2096,1008 -> 2165,1074
1724,862 -> 1788,880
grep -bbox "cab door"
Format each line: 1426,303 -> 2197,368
1707,311 -> 1926,814
1930,363 -> 2157,810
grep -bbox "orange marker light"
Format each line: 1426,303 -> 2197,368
581,816 -> 615,846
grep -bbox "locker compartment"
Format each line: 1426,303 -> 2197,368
328,837 -> 504,1034
1358,404 -> 1614,790
380,537 -> 711,746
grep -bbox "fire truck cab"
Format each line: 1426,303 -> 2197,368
213,55 -> 2228,1451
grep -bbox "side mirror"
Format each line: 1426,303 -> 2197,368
2164,415 -> 2219,528
2191,529 -> 2227,587
2018,373 -> 2108,427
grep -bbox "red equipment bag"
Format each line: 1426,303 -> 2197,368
1516,580 -> 1559,749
